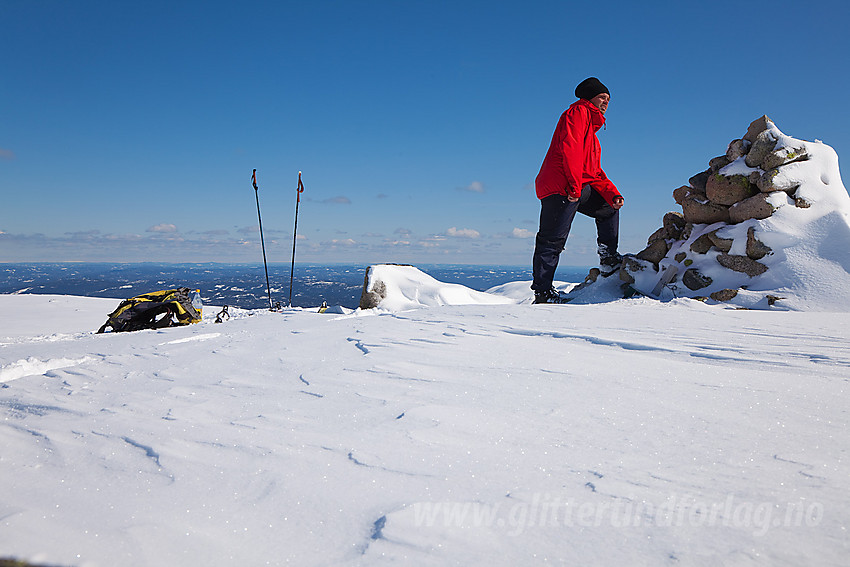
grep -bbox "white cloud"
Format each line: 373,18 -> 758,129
322,196 -> 352,205
64,230 -> 101,238
512,227 -> 535,238
460,181 -> 485,193
146,223 -> 178,233
446,227 -> 480,239
323,238 -> 357,246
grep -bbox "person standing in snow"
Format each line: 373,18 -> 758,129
530,77 -> 625,304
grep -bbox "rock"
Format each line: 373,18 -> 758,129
359,279 -> 386,309
673,185 -> 691,205
755,170 -> 775,192
688,170 -> 710,195
623,256 -> 647,272
680,223 -> 695,241
662,212 -> 686,239
681,195 -> 731,224
360,264 -> 412,309
707,229 -> 734,253
619,256 -> 650,285
766,295 -> 785,306
647,227 -> 665,245
716,253 -> 769,277
570,268 -> 602,294
746,227 -> 772,260
710,288 -> 739,302
682,268 -> 713,290
649,212 -> 687,243
729,193 -> 776,223
795,196 -> 812,208
756,169 -> 800,193
726,139 -> 749,161
706,173 -> 756,206
689,233 -> 715,254
745,129 -> 779,168
743,115 -> 774,143
709,155 -> 731,172
636,239 -> 670,265
674,252 -> 687,263
761,145 -> 808,171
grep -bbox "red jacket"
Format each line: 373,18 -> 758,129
535,99 -> 621,205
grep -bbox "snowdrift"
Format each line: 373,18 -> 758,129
359,264 -> 514,310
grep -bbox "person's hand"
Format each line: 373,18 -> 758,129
612,196 -> 624,210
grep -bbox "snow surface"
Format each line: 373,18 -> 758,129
1,268 -> 849,566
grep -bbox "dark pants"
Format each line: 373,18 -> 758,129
531,185 -> 619,292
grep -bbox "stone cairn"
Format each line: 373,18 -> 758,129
616,115 -> 811,302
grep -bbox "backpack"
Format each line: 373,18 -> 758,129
96,288 -> 203,333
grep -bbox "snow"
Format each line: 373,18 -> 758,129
363,264 -> 514,310
719,157 -> 760,177
1,270 -> 849,565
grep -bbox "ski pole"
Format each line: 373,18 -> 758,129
252,169 -> 274,310
288,171 -> 304,307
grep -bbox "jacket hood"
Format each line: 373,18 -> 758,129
572,98 -> 606,131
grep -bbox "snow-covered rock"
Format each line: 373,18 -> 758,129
612,116 -> 850,311
359,264 -> 514,310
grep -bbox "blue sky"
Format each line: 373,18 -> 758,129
2,0 -> 848,267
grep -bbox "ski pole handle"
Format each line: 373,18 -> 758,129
297,171 -> 304,203
252,169 -> 259,191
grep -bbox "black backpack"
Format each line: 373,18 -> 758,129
97,288 -> 203,333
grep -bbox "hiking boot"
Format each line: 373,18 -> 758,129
533,287 -> 569,304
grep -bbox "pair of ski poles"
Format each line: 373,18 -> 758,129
251,169 -> 304,310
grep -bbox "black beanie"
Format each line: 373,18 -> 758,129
575,77 -> 609,101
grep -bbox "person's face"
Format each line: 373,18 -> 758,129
590,93 -> 610,114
